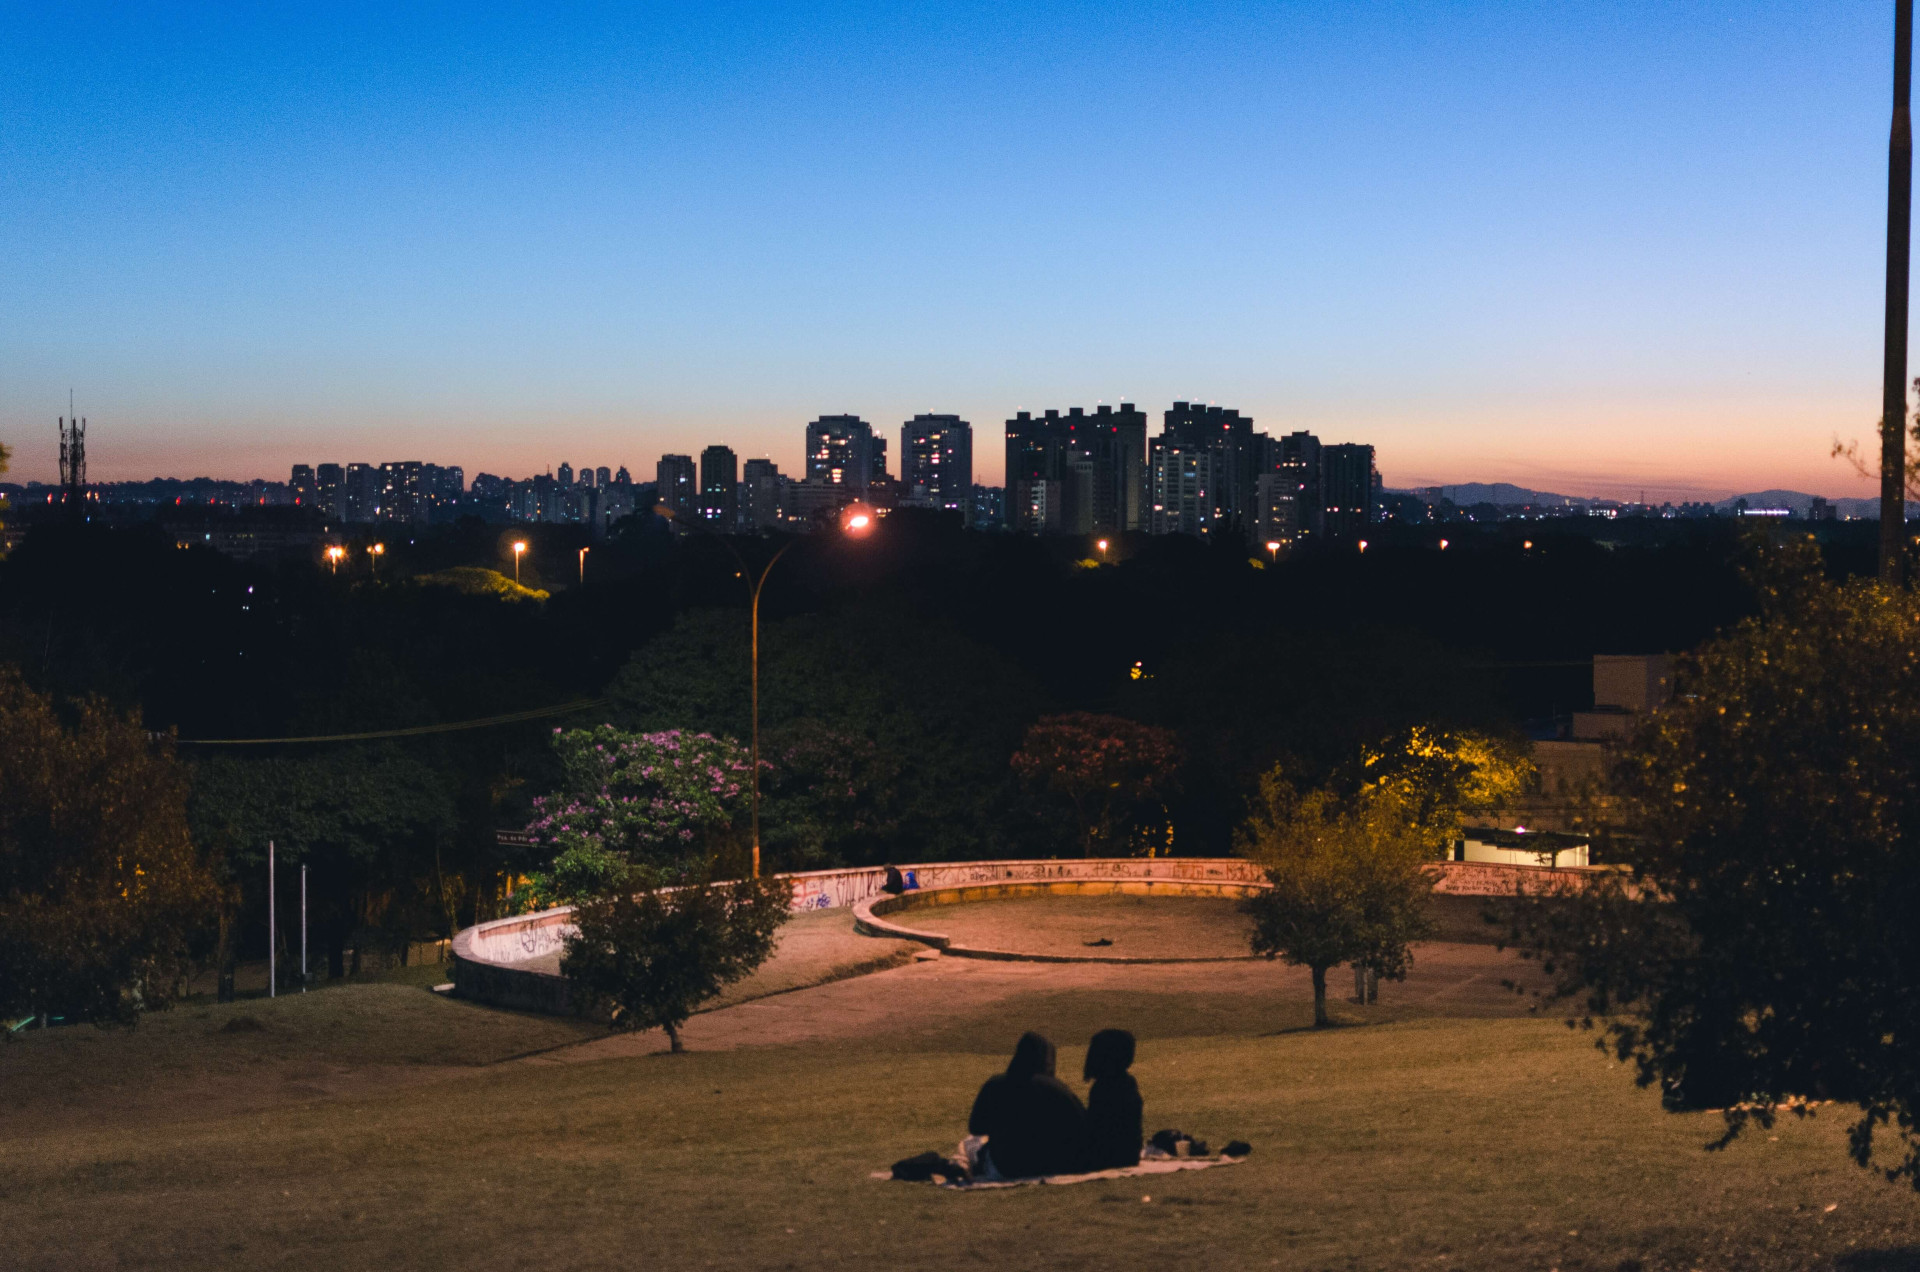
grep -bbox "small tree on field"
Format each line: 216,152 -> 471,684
1357,725 -> 1534,851
562,868 -> 789,1052
0,668 -> 219,1024
1239,768 -> 1435,1027
1011,711 -> 1181,856
525,726 -> 754,907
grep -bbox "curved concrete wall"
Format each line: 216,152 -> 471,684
449,856 -> 1599,1015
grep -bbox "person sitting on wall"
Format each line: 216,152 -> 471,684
967,1032 -> 1087,1179
1082,1028 -> 1144,1170
881,864 -> 907,895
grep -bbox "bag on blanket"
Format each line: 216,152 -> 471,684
890,1150 -> 969,1184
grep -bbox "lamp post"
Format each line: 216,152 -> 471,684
729,503 -> 875,879
512,540 -> 527,585
325,545 -> 344,573
368,543 -> 384,573
1096,537 -> 1109,560
578,546 -> 589,584
1265,539 -> 1281,562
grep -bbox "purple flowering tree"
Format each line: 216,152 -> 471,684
524,726 -> 756,905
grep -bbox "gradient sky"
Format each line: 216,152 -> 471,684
0,2 -> 1906,498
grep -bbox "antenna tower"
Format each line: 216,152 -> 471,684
59,405 -> 87,518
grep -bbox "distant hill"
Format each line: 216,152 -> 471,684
1391,483 -> 1882,518
1404,483 -> 1591,508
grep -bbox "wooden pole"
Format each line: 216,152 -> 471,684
1884,0 -> 1914,583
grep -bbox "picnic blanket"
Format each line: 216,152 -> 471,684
873,1150 -> 1246,1190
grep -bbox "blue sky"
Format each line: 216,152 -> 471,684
0,2 -> 1901,497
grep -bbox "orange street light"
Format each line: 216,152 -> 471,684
368,543 -> 385,573
578,546 -> 589,584
1358,539 -> 1369,553
1096,538 -> 1110,558
325,545 -> 345,574
1439,538 -> 1449,550
1264,540 -> 1281,561
512,540 -> 527,584
840,504 -> 876,536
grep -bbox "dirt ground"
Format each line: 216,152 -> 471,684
887,892 -> 1255,958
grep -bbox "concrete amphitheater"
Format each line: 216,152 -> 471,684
450,856 -> 1573,1017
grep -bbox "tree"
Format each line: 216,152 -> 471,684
523,726 -> 753,906
189,746 -> 459,981
1508,565 -> 1920,1186
1357,726 -> 1534,849
1238,768 -> 1435,1027
561,868 -> 789,1051
0,668 -> 219,1023
1011,712 -> 1182,856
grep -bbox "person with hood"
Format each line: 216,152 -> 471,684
967,1031 -> 1087,1178
1081,1028 -> 1144,1169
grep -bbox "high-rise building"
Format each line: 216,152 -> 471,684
290,465 -> 317,509
379,462 -> 425,524
316,463 -> 345,519
614,465 -> 632,487
741,458 -> 785,530
1162,403 -> 1256,533
1321,443 -> 1378,544
1003,404 -> 1146,535
345,463 -> 380,523
1149,438 -> 1215,536
657,455 -> 697,520
900,415 -> 973,522
595,466 -> 611,489
805,415 -> 876,496
556,462 -> 574,488
699,445 -> 739,527
970,484 -> 1006,531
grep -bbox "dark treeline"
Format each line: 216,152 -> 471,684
0,508 -> 1844,968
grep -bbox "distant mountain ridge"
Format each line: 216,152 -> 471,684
1392,482 -> 1879,518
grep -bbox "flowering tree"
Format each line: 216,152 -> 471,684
524,726 -> 755,905
1011,712 -> 1181,856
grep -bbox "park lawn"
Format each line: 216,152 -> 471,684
6,989 -> 1920,1270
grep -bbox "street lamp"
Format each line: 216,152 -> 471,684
512,540 -> 527,584
325,545 -> 345,574
578,546 -> 589,584
368,543 -> 384,573
732,507 -> 875,878
1265,540 -> 1281,561
1096,538 -> 1109,560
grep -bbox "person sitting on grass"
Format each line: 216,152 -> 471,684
968,1031 -> 1086,1179
1082,1028 -> 1143,1170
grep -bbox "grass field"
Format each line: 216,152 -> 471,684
7,922 -> 1920,1270
892,891 -> 1255,958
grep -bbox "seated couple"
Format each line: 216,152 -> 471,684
966,1029 -> 1142,1180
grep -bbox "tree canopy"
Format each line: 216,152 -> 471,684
1238,766 -> 1436,1027
523,726 -> 753,905
1512,563 -> 1920,1185
0,668 -> 219,1022
1010,711 -> 1181,856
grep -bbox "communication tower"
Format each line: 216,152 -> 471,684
58,409 -> 87,517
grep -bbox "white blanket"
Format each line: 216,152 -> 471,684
874,1152 -> 1245,1190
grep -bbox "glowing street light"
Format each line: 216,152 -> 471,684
737,505 -> 877,878
1439,538 -> 1450,550
578,546 -> 589,584
1358,539 -> 1369,553
1265,540 -> 1281,561
1096,538 -> 1110,559
368,543 -> 385,573
325,545 -> 345,574
512,540 -> 527,584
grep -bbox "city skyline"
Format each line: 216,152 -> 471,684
0,3 -> 1904,500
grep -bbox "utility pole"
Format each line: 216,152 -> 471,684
301,864 -> 308,993
268,841 -> 276,1000
1884,0 -> 1914,584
